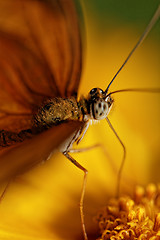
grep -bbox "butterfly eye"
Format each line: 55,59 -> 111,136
99,89 -> 104,93
100,89 -> 106,97
90,88 -> 97,95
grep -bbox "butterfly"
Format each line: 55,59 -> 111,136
0,1 -> 160,240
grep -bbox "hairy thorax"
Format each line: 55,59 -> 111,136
33,97 -> 82,132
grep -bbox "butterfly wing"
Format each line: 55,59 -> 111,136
0,0 -> 82,99
0,31 -> 56,132
21,0 -> 82,98
0,121 -> 82,183
0,0 -> 82,131
0,0 -> 83,179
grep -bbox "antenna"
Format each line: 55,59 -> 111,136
106,88 -> 160,97
105,5 -> 160,93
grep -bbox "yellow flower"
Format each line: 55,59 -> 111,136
95,184 -> 160,239
0,1 -> 160,240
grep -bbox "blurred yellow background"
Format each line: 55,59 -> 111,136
0,1 -> 159,240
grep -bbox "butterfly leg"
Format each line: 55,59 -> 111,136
70,138 -> 122,197
62,150 -> 88,240
69,143 -> 103,153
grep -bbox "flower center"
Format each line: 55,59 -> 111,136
95,183 -> 160,239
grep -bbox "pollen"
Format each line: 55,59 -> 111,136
95,183 -> 160,240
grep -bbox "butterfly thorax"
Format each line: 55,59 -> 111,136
33,97 -> 82,132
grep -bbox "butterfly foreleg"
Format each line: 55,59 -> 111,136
62,124 -> 89,240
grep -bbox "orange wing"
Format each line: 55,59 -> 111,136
0,121 -> 82,183
0,31 -> 55,132
0,0 -> 82,132
0,0 -> 83,178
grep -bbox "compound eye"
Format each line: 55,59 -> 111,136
94,100 -> 109,120
90,88 -> 97,95
99,89 -> 105,95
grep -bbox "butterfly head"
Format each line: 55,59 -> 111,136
87,88 -> 113,120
